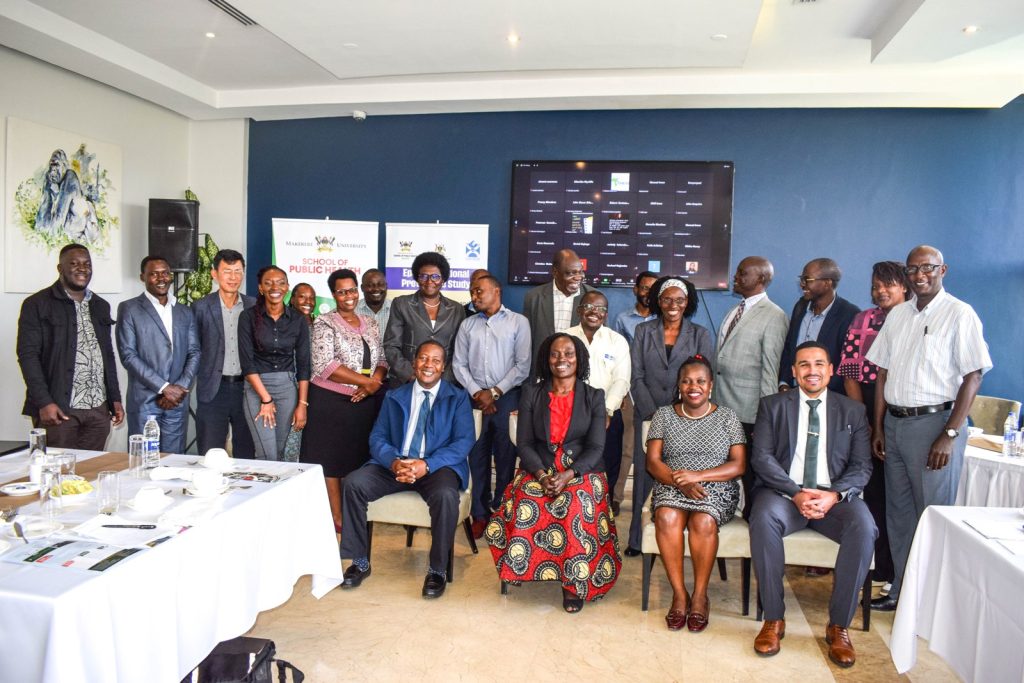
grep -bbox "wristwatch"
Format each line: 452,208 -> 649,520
944,427 -> 959,438
489,387 -> 501,401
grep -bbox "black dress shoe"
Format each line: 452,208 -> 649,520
341,564 -> 371,589
624,546 -> 642,557
870,595 -> 899,611
422,572 -> 446,599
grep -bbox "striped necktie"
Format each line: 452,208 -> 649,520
724,299 -> 746,342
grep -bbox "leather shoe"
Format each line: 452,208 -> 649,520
665,608 -> 687,631
624,546 -> 642,557
754,619 -> 785,657
422,572 -> 446,599
341,564 -> 370,589
471,517 -> 487,539
870,595 -> 899,611
825,624 -> 856,668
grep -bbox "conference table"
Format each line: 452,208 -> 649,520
889,506 -> 1024,682
956,439 -> 1024,508
0,448 -> 343,683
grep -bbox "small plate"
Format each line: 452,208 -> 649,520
2,517 -> 63,540
125,496 -> 174,513
184,484 -> 229,498
0,539 -> 10,554
0,482 -> 41,496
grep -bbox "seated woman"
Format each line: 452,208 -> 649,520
646,355 -> 745,632
486,333 -> 621,613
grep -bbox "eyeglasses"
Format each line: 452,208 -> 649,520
798,276 -> 828,285
580,304 -> 608,313
659,297 -> 687,308
903,263 -> 942,275
333,287 -> 359,296
416,273 -> 443,283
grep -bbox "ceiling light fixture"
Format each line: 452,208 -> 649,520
507,33 -> 520,46
710,34 -> 728,41
205,32 -> 216,38
962,25 -> 979,35
343,43 -> 358,48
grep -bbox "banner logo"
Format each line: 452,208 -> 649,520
434,244 -> 446,255
314,235 -> 336,252
465,240 -> 481,259
399,240 -> 413,253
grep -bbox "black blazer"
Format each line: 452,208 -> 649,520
778,295 -> 859,394
383,292 -> 465,387
192,291 -> 257,402
750,389 -> 871,499
516,380 -> 606,475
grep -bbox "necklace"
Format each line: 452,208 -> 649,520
422,299 -> 440,308
681,402 -> 712,419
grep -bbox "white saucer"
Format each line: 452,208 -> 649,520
3,517 -> 63,540
1,482 -> 41,496
125,496 -> 174,513
184,484 -> 229,498
0,539 -> 10,554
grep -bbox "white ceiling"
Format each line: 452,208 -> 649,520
1,0 -> 1023,121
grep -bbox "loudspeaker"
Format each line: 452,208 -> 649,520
148,199 -> 199,272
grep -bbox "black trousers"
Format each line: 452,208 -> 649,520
602,409 -> 624,493
340,464 -> 461,574
740,421 -> 755,518
196,378 -> 255,459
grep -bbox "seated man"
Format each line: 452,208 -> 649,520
749,341 -> 875,667
339,340 -> 475,599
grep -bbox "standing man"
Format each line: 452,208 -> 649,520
714,256 -> 789,513
865,245 -> 991,612
17,243 -> 123,449
116,256 -> 201,454
355,268 -> 391,333
523,249 -> 597,368
779,258 -> 859,395
567,291 -> 631,513
462,268 -> 491,317
192,249 -> 256,457
749,342 -> 875,667
453,275 -> 531,536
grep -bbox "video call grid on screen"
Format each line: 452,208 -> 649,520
508,160 -> 735,290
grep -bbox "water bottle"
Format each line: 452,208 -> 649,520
1003,412 -> 1018,457
28,428 -> 47,484
143,415 -> 161,468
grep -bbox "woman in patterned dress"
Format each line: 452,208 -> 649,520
647,354 -> 745,632
486,333 -> 621,613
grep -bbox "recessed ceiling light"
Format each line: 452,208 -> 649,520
205,32 -> 216,39
343,42 -> 359,48
507,33 -> 520,46
710,33 -> 728,41
962,25 -> 979,35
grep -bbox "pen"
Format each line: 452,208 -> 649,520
102,524 -> 157,529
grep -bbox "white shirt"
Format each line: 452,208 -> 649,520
865,289 -> 992,406
788,388 -> 831,488
566,324 -> 631,415
552,286 -> 576,333
144,290 -> 175,348
401,381 -> 441,458
717,292 -> 769,349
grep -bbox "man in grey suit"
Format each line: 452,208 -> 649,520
713,256 -> 788,514
749,341 -> 875,668
116,256 -> 201,454
191,249 -> 256,457
522,249 -> 596,368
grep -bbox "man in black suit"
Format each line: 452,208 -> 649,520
749,341 -> 875,668
522,249 -> 597,369
778,258 -> 859,395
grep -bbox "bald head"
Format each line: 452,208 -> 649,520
907,244 -> 944,264
733,256 -> 774,298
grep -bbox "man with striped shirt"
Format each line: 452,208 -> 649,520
865,245 -> 992,611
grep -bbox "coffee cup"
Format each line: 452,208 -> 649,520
192,469 -> 224,495
204,448 -> 231,470
132,486 -> 168,512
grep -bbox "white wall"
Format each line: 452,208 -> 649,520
0,47 -> 248,445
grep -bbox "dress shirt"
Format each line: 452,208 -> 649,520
865,289 -> 992,406
144,290 -> 175,349
402,380 -> 441,457
238,305 -> 312,380
717,292 -> 769,349
220,294 -> 244,376
798,296 -> 834,344
788,388 -> 831,488
356,298 -> 391,334
552,287 -> 576,333
566,324 -> 631,415
69,291 -> 107,409
452,306 -> 531,395
612,307 -> 656,345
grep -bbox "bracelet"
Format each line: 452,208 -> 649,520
260,398 -> 274,405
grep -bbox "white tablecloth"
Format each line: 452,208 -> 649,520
890,506 -> 1024,681
0,452 -> 343,683
956,444 -> 1024,508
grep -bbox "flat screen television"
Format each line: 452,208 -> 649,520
508,160 -> 734,289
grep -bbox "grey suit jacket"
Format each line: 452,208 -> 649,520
750,389 -> 871,499
629,318 -> 715,421
116,293 -> 201,411
713,296 -> 789,424
383,291 -> 465,386
191,291 -> 256,402
522,280 -> 597,369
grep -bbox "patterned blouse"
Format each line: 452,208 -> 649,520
310,312 -> 387,395
837,307 -> 887,384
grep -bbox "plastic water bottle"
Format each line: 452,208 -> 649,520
1003,412 -> 1018,457
143,415 -> 161,468
28,428 -> 47,484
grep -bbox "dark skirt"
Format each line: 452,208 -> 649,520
299,383 -> 378,478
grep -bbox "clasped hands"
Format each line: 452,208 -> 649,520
534,469 -> 575,497
671,470 -> 707,500
392,458 -> 428,484
791,488 -> 839,520
156,384 -> 188,410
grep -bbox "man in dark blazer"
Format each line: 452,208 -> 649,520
191,249 -> 256,457
522,249 -> 597,368
778,258 -> 859,395
749,341 -> 875,668
116,256 -> 201,454
340,340 -> 475,599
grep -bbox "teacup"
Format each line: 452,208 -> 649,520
204,448 -> 232,470
967,426 -> 984,438
191,469 -> 224,495
132,486 -> 169,512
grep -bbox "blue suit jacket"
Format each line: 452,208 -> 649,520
191,291 -> 256,402
368,379 -> 475,488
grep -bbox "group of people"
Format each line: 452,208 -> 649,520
16,241 -> 991,668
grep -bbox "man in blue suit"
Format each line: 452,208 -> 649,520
116,256 -> 201,454
340,340 -> 475,599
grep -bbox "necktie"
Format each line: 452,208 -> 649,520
409,390 -> 431,458
802,399 -> 822,489
723,299 -> 745,343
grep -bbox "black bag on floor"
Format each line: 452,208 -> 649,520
188,636 -> 304,683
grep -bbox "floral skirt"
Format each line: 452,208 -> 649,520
486,468 -> 621,601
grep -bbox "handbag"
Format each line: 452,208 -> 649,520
189,636 -> 304,683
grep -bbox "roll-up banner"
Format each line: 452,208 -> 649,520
384,222 -> 489,303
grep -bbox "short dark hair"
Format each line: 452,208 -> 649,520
647,275 -> 698,319
808,258 -> 841,285
675,355 -> 713,402
636,270 -> 658,285
872,260 -> 911,293
578,290 -> 607,307
411,251 -> 450,282
362,268 -> 384,281
794,340 -> 831,364
59,243 -> 88,258
328,268 -> 359,292
140,255 -> 168,274
415,339 -> 447,363
474,274 -> 501,289
535,333 -> 590,382
213,249 -> 245,270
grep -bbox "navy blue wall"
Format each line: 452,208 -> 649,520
248,99 -> 1023,402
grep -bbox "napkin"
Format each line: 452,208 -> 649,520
157,496 -> 226,527
71,514 -> 172,547
149,466 -> 196,482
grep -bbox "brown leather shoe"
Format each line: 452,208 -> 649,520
754,619 -> 785,656
825,624 -> 856,668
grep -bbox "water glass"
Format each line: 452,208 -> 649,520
127,435 -> 145,478
40,463 -> 63,520
97,471 -> 120,515
57,453 -> 77,477
28,428 -> 47,484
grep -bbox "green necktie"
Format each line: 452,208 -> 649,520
803,399 -> 822,489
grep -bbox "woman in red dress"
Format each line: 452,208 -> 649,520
486,333 -> 622,613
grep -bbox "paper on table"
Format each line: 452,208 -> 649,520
997,539 -> 1024,556
963,517 -> 1024,541
71,515 -> 175,547
149,466 -> 197,482
158,496 -> 227,527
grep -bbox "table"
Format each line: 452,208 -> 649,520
889,506 -> 1024,682
0,451 -> 343,683
956,442 -> 1024,507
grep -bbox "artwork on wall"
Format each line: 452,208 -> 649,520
4,117 -> 122,293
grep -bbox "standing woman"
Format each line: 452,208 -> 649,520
383,251 -> 464,387
301,269 -> 388,532
239,266 -> 311,460
836,260 -> 909,591
281,282 -> 317,462
626,276 -> 715,555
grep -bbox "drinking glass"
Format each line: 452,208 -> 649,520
128,435 -> 145,478
97,471 -> 120,515
40,462 -> 63,520
28,428 -> 47,484
57,453 -> 77,477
